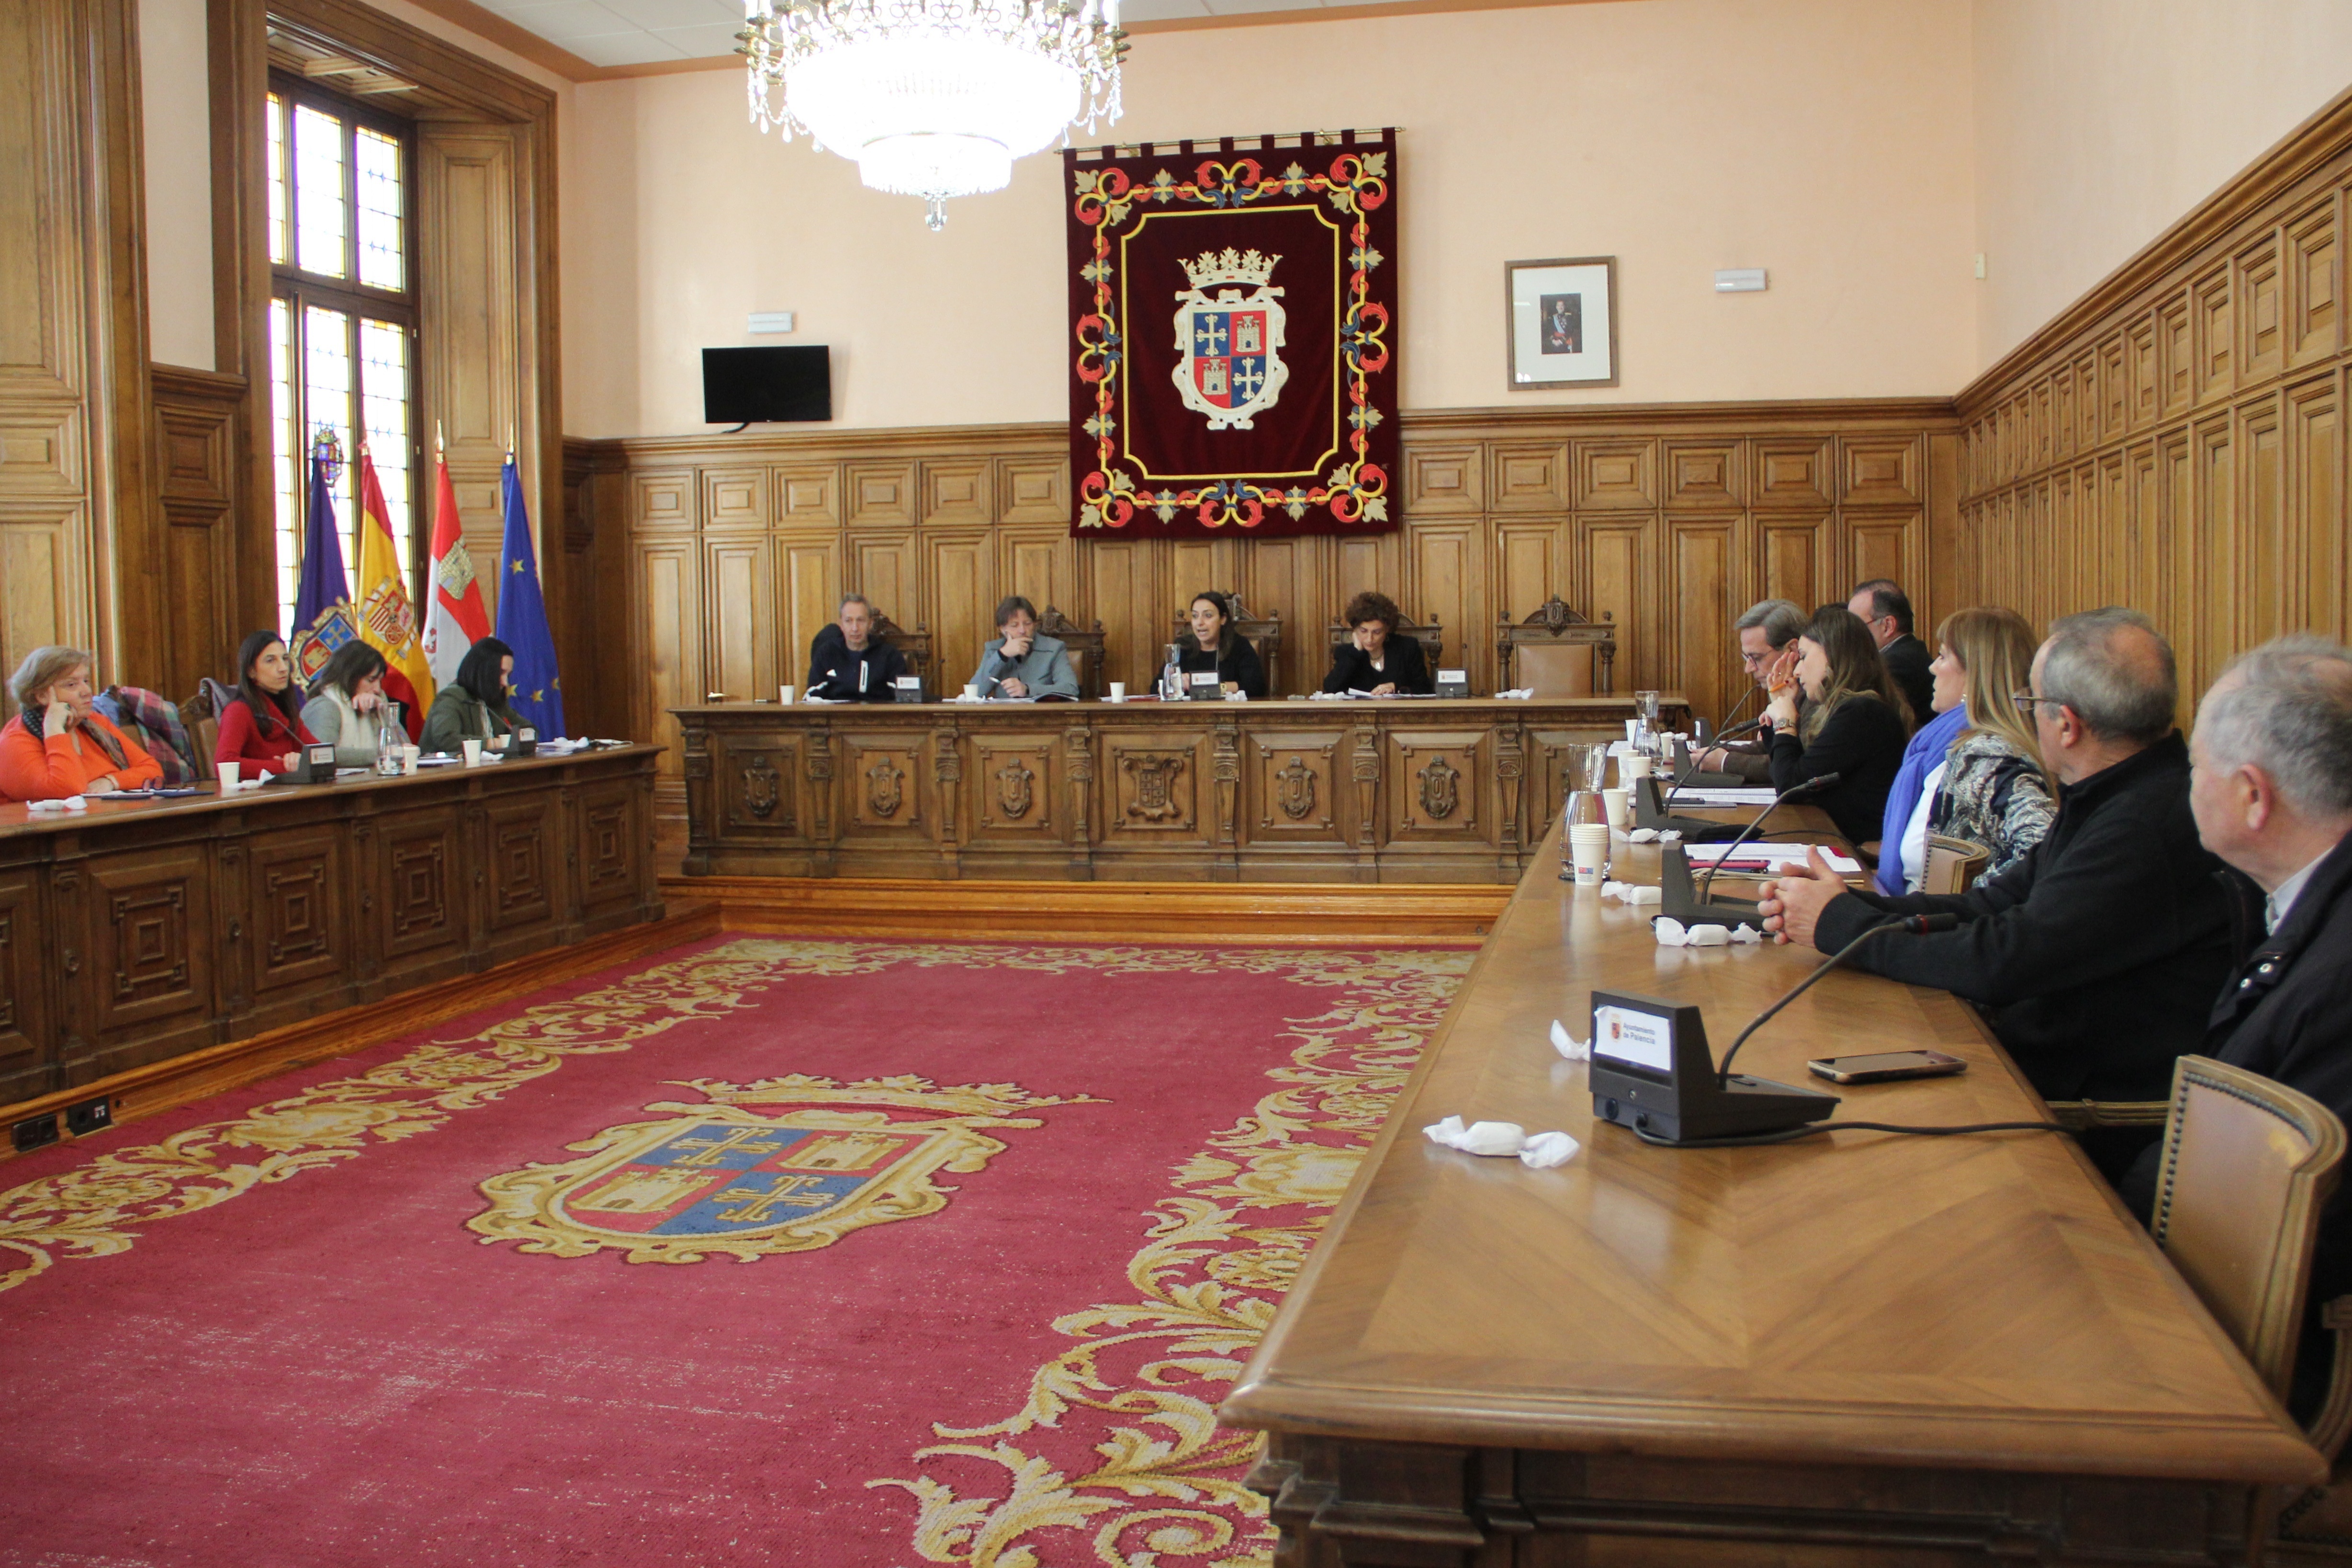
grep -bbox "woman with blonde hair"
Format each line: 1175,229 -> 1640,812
1898,606 -> 2056,890
0,646 -> 164,802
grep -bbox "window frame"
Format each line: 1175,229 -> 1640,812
267,70 -> 424,630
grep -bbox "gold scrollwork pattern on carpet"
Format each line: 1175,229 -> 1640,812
868,948 -> 1468,1568
468,1076 -> 1098,1264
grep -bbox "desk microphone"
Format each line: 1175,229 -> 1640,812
1693,773 -> 1841,903
1713,912 -> 1959,1085
1665,717 -> 1766,805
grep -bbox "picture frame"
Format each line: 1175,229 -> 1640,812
1505,256 -> 1618,390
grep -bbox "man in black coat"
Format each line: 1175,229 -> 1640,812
805,594 -> 909,702
2120,635 -> 2352,1421
1849,578 -> 1934,728
1759,608 -> 2235,1111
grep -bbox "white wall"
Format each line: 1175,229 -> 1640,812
560,0 -> 1980,438
141,0 -> 214,371
1971,0 -> 2352,371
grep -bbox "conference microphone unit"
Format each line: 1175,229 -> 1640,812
1655,773 -> 1842,931
1588,913 -> 1959,1146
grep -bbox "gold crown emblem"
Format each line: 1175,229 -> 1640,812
1181,248 -> 1280,290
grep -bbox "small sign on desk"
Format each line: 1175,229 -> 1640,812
1436,668 -> 1468,699
289,743 -> 339,785
892,676 -> 926,703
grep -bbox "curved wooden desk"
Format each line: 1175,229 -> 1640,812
1222,820 -> 2322,1565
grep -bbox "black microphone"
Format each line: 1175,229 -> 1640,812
1694,772 -> 1842,902
1715,911 -> 1961,1085
1664,717 -> 1767,805
1711,680 -> 1762,738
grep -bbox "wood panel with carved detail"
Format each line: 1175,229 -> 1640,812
612,405 -> 1956,779
1957,88 -> 2352,715
0,747 -> 664,1108
675,701 -> 1677,883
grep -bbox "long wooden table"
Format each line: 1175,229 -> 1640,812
673,696 -> 1687,883
0,745 -> 665,1110
1220,819 -> 2322,1565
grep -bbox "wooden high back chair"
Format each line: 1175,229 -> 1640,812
1496,598 -> 1618,696
871,611 -> 932,682
2150,1056 -> 2345,1401
1037,605 -> 1106,701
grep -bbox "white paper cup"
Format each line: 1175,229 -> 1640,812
1602,787 -> 1631,829
962,684 -> 981,701
1625,719 -> 1641,743
778,685 -> 795,705
462,738 -> 483,767
1108,682 -> 1126,703
401,745 -> 420,776
1568,823 -> 1611,885
216,761 -> 239,788
1620,754 -> 1653,782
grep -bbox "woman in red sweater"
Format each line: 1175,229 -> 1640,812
0,645 -> 165,802
214,631 -> 317,780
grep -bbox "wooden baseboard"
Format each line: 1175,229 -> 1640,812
0,901 -> 723,1162
665,874 -> 1508,945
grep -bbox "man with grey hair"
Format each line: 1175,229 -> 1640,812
2123,634 -> 2352,1420
1759,607 -> 2235,1115
1697,598 -> 1807,782
806,592 -> 910,702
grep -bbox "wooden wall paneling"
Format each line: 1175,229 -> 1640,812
1924,430 -> 1962,632
1487,443 -> 1569,512
1405,521 -> 1484,692
1493,518 -> 1567,628
1663,440 -> 1742,511
632,469 -> 693,531
1086,537 -> 1159,691
2098,333 -> 2128,443
1760,513 -> 1832,614
920,458 -> 992,530
149,367 -> 243,696
631,538 -> 699,771
1753,438 -> 1834,513
2194,265 -> 2236,410
1573,439 -> 1657,512
2239,394 -> 2285,645
2240,232 -> 2285,385
999,525 -> 1075,625
922,529 -> 994,692
2288,196 -> 2341,368
1404,444 -> 1482,515
774,462 -> 837,526
76,843 -> 216,1080
2159,429 -> 2193,669
995,454 -> 1067,525
2126,440 -> 2160,619
1330,530 -> 1401,620
2193,417 -> 2238,697
1243,534 -> 1317,693
2287,372 -> 2343,639
1666,517 -> 1739,724
0,869 -> 55,1103
702,534 -> 775,702
776,531 -> 841,692
1846,511 -> 1925,626
1842,435 -> 1923,509
1578,516 -> 1654,692
2129,316 -> 2158,431
418,123 -> 525,629
700,466 -> 769,533
845,461 -> 917,529
848,529 -> 919,634
2160,297 -> 2194,419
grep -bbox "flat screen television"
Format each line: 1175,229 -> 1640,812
703,345 -> 832,425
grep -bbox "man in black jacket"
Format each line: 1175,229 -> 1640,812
805,594 -> 909,702
2121,635 -> 2352,1421
1848,578 -> 1934,728
1759,608 -> 2234,1108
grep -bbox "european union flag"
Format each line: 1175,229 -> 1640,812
494,453 -> 567,738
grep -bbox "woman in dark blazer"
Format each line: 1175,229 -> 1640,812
1321,590 -> 1433,696
1178,592 -> 1268,699
1764,604 -> 1913,846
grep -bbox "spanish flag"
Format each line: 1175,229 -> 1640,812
355,443 -> 435,742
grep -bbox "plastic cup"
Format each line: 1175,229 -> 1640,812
1107,682 -> 1125,703
1620,754 -> 1653,782
401,745 -> 420,776
1569,823 -> 1612,886
1602,787 -> 1632,830
962,684 -> 981,701
462,738 -> 483,767
216,761 -> 239,789
1625,719 -> 1641,743
778,685 -> 795,705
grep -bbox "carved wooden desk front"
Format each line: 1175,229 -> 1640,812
673,697 -> 1686,882
1219,821 -> 2323,1567
0,745 -> 664,1110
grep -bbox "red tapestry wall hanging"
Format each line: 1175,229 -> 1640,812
1066,129 -> 1398,539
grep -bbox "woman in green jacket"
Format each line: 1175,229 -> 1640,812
420,637 -> 521,755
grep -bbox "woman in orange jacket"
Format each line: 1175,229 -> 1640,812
0,646 -> 164,802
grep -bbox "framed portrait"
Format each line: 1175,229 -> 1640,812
1506,256 -> 1618,390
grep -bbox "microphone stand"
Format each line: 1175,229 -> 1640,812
1714,913 -> 1958,1085
1694,773 -> 1841,903
1666,716 -> 1765,805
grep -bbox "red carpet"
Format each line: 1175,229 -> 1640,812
0,937 -> 1465,1568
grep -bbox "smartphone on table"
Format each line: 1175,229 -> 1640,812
1806,1050 -> 1967,1084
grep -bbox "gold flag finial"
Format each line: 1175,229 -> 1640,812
435,420 -> 445,457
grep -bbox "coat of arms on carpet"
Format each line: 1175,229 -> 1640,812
469,1075 -> 1098,1264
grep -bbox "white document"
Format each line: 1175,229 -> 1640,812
1683,843 -> 1862,874
1670,787 -> 1780,806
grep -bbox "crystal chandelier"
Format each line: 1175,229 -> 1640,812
741,0 -> 1127,231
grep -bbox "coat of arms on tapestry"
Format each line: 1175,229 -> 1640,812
1065,129 -> 1398,539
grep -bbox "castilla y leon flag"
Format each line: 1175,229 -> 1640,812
422,439 -> 491,691
493,450 -> 566,738
354,443 -> 436,742
290,430 -> 359,683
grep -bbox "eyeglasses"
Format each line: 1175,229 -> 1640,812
2009,687 -> 2063,714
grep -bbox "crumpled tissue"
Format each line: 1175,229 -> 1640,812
1549,1018 -> 1590,1060
1624,828 -> 1682,844
1600,880 -> 1661,905
25,795 -> 88,813
1423,1115 -> 1581,1168
1652,917 -> 1761,947
1496,687 -> 1534,700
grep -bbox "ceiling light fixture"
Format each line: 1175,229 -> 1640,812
741,0 -> 1127,232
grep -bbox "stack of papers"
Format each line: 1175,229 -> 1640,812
1670,786 -> 1780,806
1683,843 -> 1862,875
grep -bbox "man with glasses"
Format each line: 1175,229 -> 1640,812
1695,598 -> 1805,782
1847,579 -> 1935,726
1759,607 -> 2234,1138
